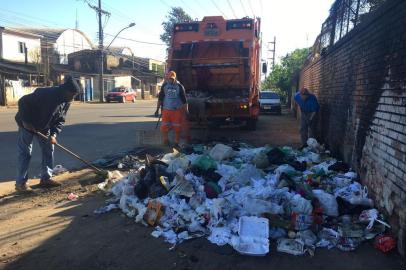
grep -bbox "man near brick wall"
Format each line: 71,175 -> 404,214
14,76 -> 80,192
294,87 -> 320,148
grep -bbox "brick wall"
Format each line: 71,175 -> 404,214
300,0 -> 406,255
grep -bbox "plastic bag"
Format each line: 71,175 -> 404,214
312,189 -> 339,217
297,230 -> 317,246
242,197 -> 284,215
277,238 -> 306,255
231,164 -> 264,185
53,164 -> 67,174
334,182 -> 373,207
161,148 -> 180,163
252,150 -> 270,169
374,235 -> 396,253
193,155 -> 218,171
316,228 -> 339,249
209,144 -> 235,161
359,209 -> 391,230
166,156 -> 190,173
307,138 -> 319,149
289,194 -> 313,215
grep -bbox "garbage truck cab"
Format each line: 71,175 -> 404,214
167,16 -> 261,130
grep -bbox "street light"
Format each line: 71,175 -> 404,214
99,22 -> 135,102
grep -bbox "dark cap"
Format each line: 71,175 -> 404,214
62,75 -> 81,93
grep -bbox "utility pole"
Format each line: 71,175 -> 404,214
98,0 -> 104,102
268,36 -> 276,71
85,0 -> 110,102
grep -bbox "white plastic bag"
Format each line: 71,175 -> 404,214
242,197 -> 284,215
209,144 -> 235,161
307,138 -> 319,149
166,156 -> 190,173
289,194 -> 313,215
312,189 -> 339,217
52,165 -> 67,174
297,230 -> 317,246
252,151 -> 269,169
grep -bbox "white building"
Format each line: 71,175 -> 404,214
22,28 -> 93,65
0,27 -> 42,63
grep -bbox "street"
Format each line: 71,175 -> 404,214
0,101 -> 301,182
0,101 -> 158,182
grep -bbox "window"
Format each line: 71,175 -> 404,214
18,42 -> 26,54
260,92 -> 280,99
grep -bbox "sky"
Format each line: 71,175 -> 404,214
0,0 -> 334,62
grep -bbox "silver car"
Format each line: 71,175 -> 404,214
259,91 -> 282,114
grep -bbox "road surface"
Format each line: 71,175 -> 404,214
0,101 -> 301,182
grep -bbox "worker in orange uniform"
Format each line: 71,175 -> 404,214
155,71 -> 188,146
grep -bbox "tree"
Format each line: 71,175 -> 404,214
160,7 -> 192,46
262,47 -> 310,104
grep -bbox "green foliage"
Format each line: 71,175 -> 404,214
262,48 -> 310,97
160,7 -> 192,46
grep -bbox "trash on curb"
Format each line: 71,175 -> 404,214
67,193 -> 79,201
53,165 -> 68,175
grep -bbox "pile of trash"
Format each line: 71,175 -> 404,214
95,138 -> 395,256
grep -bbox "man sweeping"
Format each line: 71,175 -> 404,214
155,71 -> 188,146
15,76 -> 80,192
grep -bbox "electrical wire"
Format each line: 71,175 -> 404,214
104,33 -> 166,46
247,0 -> 255,18
227,0 -> 238,18
210,0 -> 228,18
239,0 -> 249,17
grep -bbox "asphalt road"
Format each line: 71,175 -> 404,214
0,101 -> 159,182
0,101 -> 301,182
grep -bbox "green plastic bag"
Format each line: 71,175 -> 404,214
193,155 -> 217,171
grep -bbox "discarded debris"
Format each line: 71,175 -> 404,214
96,139 -> 392,256
53,165 -> 68,175
67,193 -> 79,201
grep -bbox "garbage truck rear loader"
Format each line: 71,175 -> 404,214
167,16 -> 261,130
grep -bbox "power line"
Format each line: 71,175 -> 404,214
104,33 -> 166,46
227,0 -> 238,18
239,0 -> 249,17
210,0 -> 227,18
259,0 -> 264,18
179,0 -> 200,19
195,0 -> 210,14
247,0 -> 255,18
159,0 -> 172,9
0,8 -> 64,27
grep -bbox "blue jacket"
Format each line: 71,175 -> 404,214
15,86 -> 71,136
294,92 -> 320,113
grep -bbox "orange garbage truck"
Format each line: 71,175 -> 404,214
167,16 -> 261,130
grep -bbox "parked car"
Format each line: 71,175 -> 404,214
105,87 -> 136,103
259,91 -> 282,114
